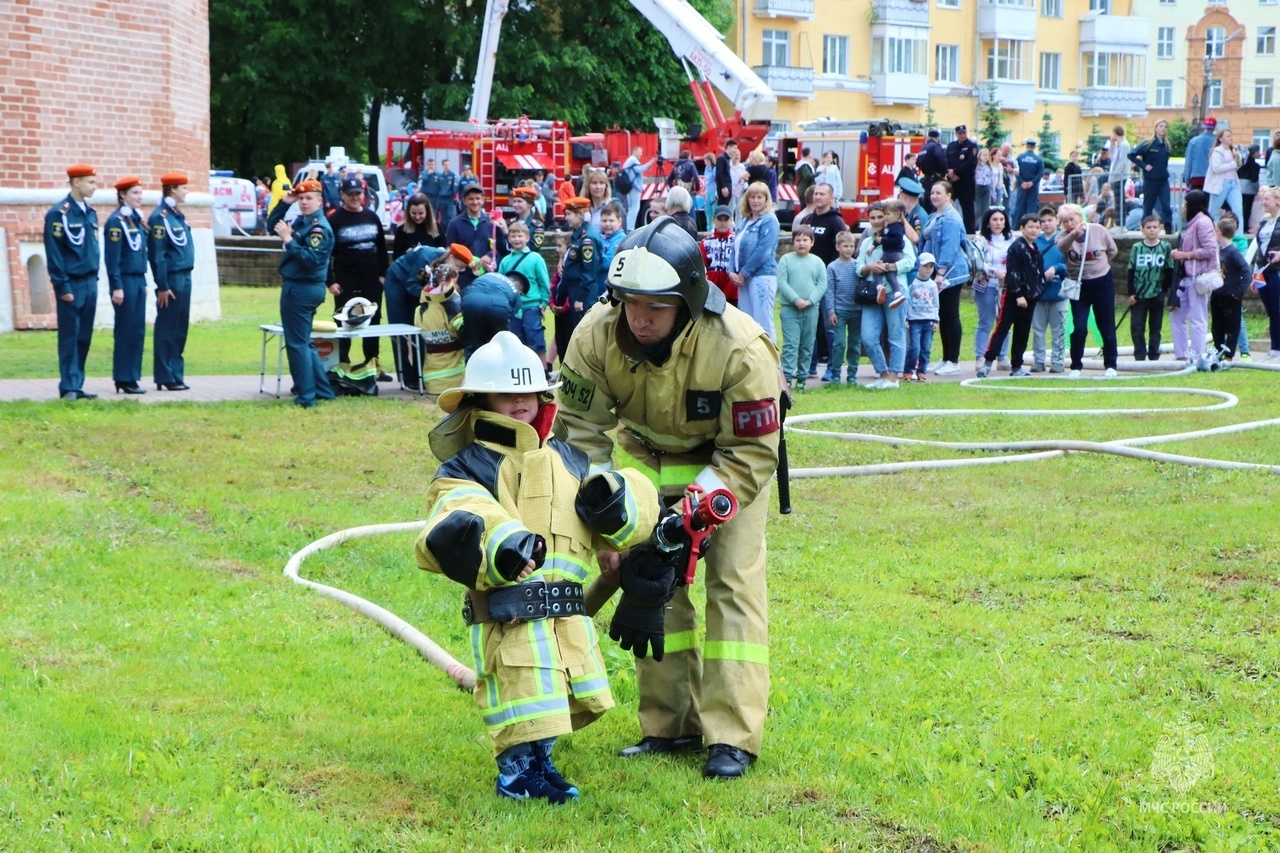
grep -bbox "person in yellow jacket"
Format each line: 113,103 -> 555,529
268,164 -> 293,214
415,331 -> 661,804
556,216 -> 782,780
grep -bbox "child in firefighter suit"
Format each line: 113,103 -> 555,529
415,331 -> 660,803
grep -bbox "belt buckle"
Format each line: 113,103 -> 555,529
517,580 -> 550,621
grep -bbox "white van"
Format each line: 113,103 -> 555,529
292,147 -> 392,230
209,171 -> 258,235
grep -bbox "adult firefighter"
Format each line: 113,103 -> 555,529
556,216 -> 781,780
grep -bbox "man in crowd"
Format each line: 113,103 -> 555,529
1182,116 -> 1217,191
715,139 -> 738,206
328,176 -> 390,375
149,172 -> 196,391
916,129 -> 947,215
445,183 -> 503,288
807,182 -> 850,381
437,158 -> 460,224
1108,125 -> 1131,214
320,158 -> 341,213
44,164 -> 100,401
946,125 -> 980,233
1012,138 -> 1044,227
795,146 -> 816,203
621,145 -> 656,231
896,176 -> 926,245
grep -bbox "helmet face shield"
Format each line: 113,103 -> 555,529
334,296 -> 378,330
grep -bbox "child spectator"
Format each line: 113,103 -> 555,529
497,221 -> 552,372
978,214 -> 1045,378
1217,212 -> 1253,359
819,230 -> 864,384
1032,207 -> 1068,373
416,331 -> 658,804
874,199 -> 908,308
701,204 -> 738,306
598,201 -> 627,270
775,224 -> 827,391
1211,218 -> 1250,359
547,232 -> 573,367
1126,215 -> 1173,361
646,196 -> 667,225
904,253 -> 940,380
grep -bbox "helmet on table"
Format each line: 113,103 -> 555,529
437,331 -> 559,413
334,296 -> 378,330
606,216 -> 724,320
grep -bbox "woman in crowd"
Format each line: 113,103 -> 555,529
816,151 -> 843,204
663,186 -> 701,241
1056,203 -> 1118,377
974,207 -> 1014,369
584,168 -> 613,231
1238,145 -> 1261,232
746,149 -> 773,200
919,180 -> 970,375
974,148 -> 997,224
1249,186 -> 1280,362
104,176 -> 149,394
858,202 -> 917,389
1168,190 -> 1218,362
1204,128 -> 1243,225
730,181 -> 780,341
392,193 -> 443,259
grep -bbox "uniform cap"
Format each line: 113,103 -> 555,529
448,243 -> 474,264
927,129 -> 940,139
954,124 -> 968,133
294,179 -> 324,194
461,182 -> 484,197
160,172 -> 189,187
512,186 -> 539,202
918,252 -> 937,266
340,177 -> 364,194
437,330 -> 558,413
66,164 -> 96,178
564,196 -> 591,212
114,176 -> 141,192
896,177 -> 924,197
1024,137 -> 1037,146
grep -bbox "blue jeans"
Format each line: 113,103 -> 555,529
972,285 -> 1008,361
829,307 -> 863,381
280,280 -> 335,407
1209,179 -> 1244,226
740,275 -> 777,342
861,300 -> 907,374
905,320 -> 935,374
509,304 -> 547,355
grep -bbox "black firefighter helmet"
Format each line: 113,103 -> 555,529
606,216 -> 725,320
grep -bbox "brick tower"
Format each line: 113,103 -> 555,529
0,0 -> 218,333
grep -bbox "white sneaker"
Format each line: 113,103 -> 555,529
1068,369 -> 1081,379
936,362 -> 960,376
864,378 -> 887,390
881,378 -> 899,389
1104,367 -> 1117,378
1266,351 -> 1280,363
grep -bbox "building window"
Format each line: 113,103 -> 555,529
1155,79 -> 1173,106
762,29 -> 790,67
1039,53 -> 1061,90
1259,26 -> 1277,56
1041,0 -> 1062,16
1262,0 -> 1278,7
987,0 -> 1033,5
1257,79 -> 1275,106
823,35 -> 849,76
1082,52 -> 1145,88
872,37 -> 928,75
1255,130 -> 1274,153
1088,0 -> 1109,10
1158,0 -> 1174,5
935,44 -> 960,83
1205,27 -> 1226,58
1157,27 -> 1175,59
937,0 -> 960,8
940,129 -> 956,144
1206,78 -> 1222,107
986,39 -> 1029,81
769,120 -> 792,135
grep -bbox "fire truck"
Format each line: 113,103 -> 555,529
777,119 -> 927,226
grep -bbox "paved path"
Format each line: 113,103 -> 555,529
0,374 -> 431,404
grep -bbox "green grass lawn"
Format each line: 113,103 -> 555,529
3,367 -> 1279,850
0,286 -> 1271,381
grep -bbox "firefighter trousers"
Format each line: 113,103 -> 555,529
635,484 -> 770,757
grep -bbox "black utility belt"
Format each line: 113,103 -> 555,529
463,580 -> 585,625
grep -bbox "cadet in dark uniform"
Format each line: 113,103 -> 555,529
509,186 -> 545,249
148,172 -> 196,390
459,271 -> 522,357
916,129 -> 947,216
44,164 -> 101,401
1011,138 -> 1044,227
946,125 -> 980,234
382,244 -> 447,389
268,179 -> 336,408
555,196 -> 605,338
104,176 -> 149,394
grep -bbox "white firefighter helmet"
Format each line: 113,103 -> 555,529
437,331 -> 559,413
334,296 -> 378,330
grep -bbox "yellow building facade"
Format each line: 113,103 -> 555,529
729,0 -> 1151,152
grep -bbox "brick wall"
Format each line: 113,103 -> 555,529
0,0 -> 211,331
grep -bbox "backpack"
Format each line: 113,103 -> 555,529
615,165 -> 636,196
960,236 -> 986,284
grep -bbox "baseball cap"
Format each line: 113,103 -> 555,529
713,204 -> 734,219
918,252 -> 937,266
340,177 -> 363,194
1203,116 -> 1218,129
461,182 -> 484,197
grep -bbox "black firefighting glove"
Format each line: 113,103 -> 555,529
492,532 -> 546,582
574,472 -> 629,538
609,544 -> 679,662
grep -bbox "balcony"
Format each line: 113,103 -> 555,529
1080,86 -> 1149,117
753,64 -> 816,98
871,0 -> 929,26
978,79 -> 1036,112
976,1 -> 1037,41
1079,12 -> 1150,54
753,0 -> 815,19
872,73 -> 930,106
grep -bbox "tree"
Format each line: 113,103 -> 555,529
1037,105 -> 1062,171
924,102 -> 938,132
1166,117 -> 1195,158
1084,122 -> 1107,165
978,84 -> 1007,149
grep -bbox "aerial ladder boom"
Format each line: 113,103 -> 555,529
469,0 -> 510,124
